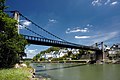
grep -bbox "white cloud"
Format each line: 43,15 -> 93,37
92,31 -> 119,43
86,24 -> 93,27
105,0 -> 111,5
74,31 -> 119,45
110,1 -> 118,6
48,19 -> 57,23
66,27 -> 89,34
25,49 -> 38,54
92,0 -> 102,6
19,20 -> 31,29
75,36 -> 91,39
92,0 -> 119,6
25,49 -> 39,58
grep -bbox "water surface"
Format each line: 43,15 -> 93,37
31,63 -> 120,80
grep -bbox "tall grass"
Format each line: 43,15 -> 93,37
0,68 -> 31,80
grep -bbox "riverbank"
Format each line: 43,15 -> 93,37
32,59 -> 120,64
0,68 -> 32,80
32,60 -> 89,64
0,67 -> 48,80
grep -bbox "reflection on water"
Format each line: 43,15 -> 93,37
31,63 -> 120,80
36,64 -> 86,72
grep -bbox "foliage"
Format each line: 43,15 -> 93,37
87,50 -> 94,54
0,68 -> 31,80
62,54 -> 68,60
51,57 -> 64,61
33,53 -> 41,61
67,51 -> 72,57
0,1 -> 28,68
0,0 -> 7,11
40,58 -> 46,61
51,58 -> 59,61
45,47 -> 60,53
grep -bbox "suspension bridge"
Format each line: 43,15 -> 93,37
5,11 -> 101,51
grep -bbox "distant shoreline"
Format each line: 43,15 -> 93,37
31,59 -> 120,64
32,60 -> 89,64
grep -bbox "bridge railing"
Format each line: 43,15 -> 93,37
23,35 -> 86,46
23,35 -> 70,45
23,35 -> 99,50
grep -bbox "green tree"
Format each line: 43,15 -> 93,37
45,47 -> 60,53
67,51 -> 72,57
0,0 -> 7,11
0,1 -> 27,68
33,53 -> 41,61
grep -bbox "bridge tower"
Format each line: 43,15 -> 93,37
13,11 -> 20,34
94,42 -> 105,62
101,42 -> 105,62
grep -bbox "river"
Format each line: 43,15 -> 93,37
31,63 -> 120,80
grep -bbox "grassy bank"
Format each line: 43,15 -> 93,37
0,68 -> 32,80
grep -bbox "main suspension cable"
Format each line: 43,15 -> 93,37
19,23 -> 47,39
19,12 -> 67,42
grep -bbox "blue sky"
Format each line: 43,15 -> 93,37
6,0 -> 120,58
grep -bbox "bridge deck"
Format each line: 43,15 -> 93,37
23,35 -> 100,51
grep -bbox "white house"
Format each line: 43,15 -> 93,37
44,51 -> 55,59
41,48 -> 80,59
58,49 -> 68,57
71,49 -> 79,54
108,44 -> 120,60
41,49 -> 68,59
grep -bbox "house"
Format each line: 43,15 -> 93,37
41,49 -> 68,59
41,48 -> 82,60
58,49 -> 68,57
71,49 -> 79,54
108,44 -> 120,60
41,51 -> 57,59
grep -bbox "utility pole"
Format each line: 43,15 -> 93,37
13,11 -> 20,34
101,42 -> 105,62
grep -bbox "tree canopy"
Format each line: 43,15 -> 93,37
0,0 -> 27,68
45,47 -> 60,53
